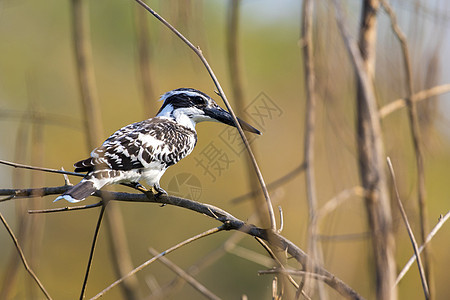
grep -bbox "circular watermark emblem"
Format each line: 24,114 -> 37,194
167,173 -> 202,201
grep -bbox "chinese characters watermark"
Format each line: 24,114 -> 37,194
194,92 -> 282,182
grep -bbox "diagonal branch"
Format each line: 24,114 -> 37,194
0,159 -> 83,178
148,248 -> 221,300
387,158 -> 429,299
0,212 -> 52,300
379,83 -> 450,118
396,211 -> 450,285
132,0 -> 276,231
231,163 -> 306,204
80,204 -> 106,300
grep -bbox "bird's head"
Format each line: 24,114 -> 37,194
157,88 -> 261,135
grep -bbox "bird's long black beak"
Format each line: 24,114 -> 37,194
204,105 -> 261,135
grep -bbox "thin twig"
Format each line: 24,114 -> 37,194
0,159 -> 83,177
80,204 -> 106,300
0,110 -> 30,299
0,185 -> 72,199
231,163 -> 306,204
380,1 -> 432,294
396,211 -> 450,285
277,206 -> 284,233
0,212 -> 52,300
386,157 -> 429,299
149,197 -> 283,299
316,186 -> 366,221
379,83 -> 450,118
148,248 -> 221,300
133,0 -> 276,231
259,269 -> 329,282
91,225 -> 224,299
255,237 -> 301,291
226,245 -> 274,267
29,202 -> 103,214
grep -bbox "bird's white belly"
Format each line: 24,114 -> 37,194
140,166 -> 167,186
108,162 -> 166,187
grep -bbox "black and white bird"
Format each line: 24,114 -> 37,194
55,88 -> 260,203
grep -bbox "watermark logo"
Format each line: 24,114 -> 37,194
244,91 -> 283,132
167,173 -> 202,201
194,91 -> 282,182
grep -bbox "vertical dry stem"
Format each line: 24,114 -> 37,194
380,1 -> 433,296
226,0 -> 266,226
71,1 -> 138,298
134,4 -> 156,117
301,0 -> 326,298
71,0 -> 103,148
333,0 -> 397,298
387,158 -> 429,299
0,109 -> 30,299
356,2 -> 396,299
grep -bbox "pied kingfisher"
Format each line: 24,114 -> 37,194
55,88 -> 260,203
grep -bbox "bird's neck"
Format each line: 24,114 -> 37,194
156,108 -> 197,131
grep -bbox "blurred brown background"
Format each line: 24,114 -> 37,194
0,0 -> 449,299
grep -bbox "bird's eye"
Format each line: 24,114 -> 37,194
192,96 -> 207,105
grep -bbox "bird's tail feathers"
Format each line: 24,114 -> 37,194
54,180 -> 97,203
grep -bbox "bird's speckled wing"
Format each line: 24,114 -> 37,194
74,117 -> 197,173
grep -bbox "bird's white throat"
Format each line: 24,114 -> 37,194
157,104 -> 206,130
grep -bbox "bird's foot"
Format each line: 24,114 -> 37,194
123,182 -> 149,194
152,184 -> 168,198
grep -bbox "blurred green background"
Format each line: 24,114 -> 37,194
0,0 -> 449,299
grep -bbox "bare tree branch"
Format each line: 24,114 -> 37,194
333,1 -> 397,298
259,269 -> 329,282
91,226 -> 224,299
29,202 -> 103,213
0,159 -> 83,178
1,109 -> 32,299
301,1 -> 326,298
380,2 -> 432,294
231,163 -> 306,204
254,237 -> 303,295
387,157 -> 429,299
133,0 -> 276,231
0,212 -> 52,300
0,182 -> 363,300
148,248 -> 221,300
379,83 -> 450,118
226,0 -> 266,228
148,197 -> 284,299
71,0 -> 138,296
396,211 -> 450,285
79,204 -> 106,300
